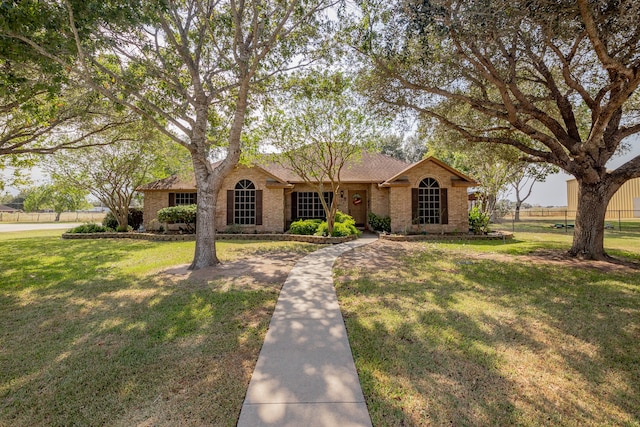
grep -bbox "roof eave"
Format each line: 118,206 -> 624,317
381,156 -> 476,187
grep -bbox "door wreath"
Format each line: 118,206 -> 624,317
352,193 -> 362,205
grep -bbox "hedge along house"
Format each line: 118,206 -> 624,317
138,152 -> 477,234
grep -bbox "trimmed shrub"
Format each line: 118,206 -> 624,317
315,221 -> 359,237
68,223 -> 109,233
314,211 -> 359,237
368,212 -> 391,233
334,210 -> 352,224
102,208 -> 144,231
289,218 -> 322,235
157,204 -> 197,233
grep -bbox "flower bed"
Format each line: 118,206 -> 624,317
379,231 -> 513,242
61,232 -> 357,244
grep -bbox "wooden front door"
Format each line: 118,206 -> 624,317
348,190 -> 367,227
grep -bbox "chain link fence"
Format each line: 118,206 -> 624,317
499,209 -> 640,233
514,208 -> 640,219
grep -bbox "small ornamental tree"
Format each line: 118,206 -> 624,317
22,182 -> 89,220
48,121 -> 185,232
264,71 -> 381,234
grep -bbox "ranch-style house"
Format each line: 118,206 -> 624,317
138,152 -> 477,234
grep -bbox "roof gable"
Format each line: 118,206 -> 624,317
381,156 -> 477,187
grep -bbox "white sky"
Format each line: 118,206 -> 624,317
506,135 -> 640,206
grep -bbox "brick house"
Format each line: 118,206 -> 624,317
138,152 -> 476,234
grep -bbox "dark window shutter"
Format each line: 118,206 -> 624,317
291,192 -> 298,220
168,193 -> 175,207
255,190 -> 263,226
440,188 -> 448,225
227,190 -> 234,225
411,188 -> 419,221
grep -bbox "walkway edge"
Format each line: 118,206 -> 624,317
237,235 -> 377,427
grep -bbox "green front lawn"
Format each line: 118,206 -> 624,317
335,233 -> 640,426
0,230 -> 317,426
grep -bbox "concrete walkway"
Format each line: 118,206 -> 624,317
237,234 -> 377,427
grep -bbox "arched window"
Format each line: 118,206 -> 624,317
234,179 -> 255,225
418,178 -> 440,224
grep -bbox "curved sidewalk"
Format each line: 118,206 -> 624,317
237,234 -> 377,427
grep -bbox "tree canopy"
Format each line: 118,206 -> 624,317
2,0 -> 337,268
353,0 -> 640,258
263,70 -> 381,233
0,1 -> 142,158
22,182 -> 89,221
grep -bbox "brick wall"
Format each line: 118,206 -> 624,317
370,184 -> 390,218
215,166 -> 285,233
143,191 -> 170,230
388,160 -> 470,234
142,165 -> 285,233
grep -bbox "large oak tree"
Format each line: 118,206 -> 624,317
2,0 -> 335,268
0,2 -> 139,180
354,0 -> 640,259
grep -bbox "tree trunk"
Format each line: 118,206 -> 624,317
328,194 -> 338,235
116,208 -> 129,232
187,70 -> 248,270
569,180 -> 617,259
189,159 -> 220,270
55,212 -> 61,222
514,201 -> 521,222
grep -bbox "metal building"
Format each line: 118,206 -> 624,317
567,177 -> 640,218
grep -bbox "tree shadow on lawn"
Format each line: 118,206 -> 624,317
0,238 -> 286,426
454,260 -> 640,422
343,306 -> 524,426
335,243 -> 640,426
0,238 -> 156,290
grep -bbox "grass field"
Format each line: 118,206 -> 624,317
489,219 -> 640,262
0,230 -> 317,426
335,226 -> 640,426
3,225 -> 639,426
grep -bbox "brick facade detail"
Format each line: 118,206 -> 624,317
140,156 -> 475,234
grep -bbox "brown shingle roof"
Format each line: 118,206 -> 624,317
259,152 -> 411,183
139,152 -> 476,191
137,174 -> 196,191
0,204 -> 19,212
138,152 -> 414,191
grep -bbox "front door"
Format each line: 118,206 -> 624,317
348,190 -> 367,227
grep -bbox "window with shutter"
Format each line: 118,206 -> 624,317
416,178 -> 441,224
234,180 -> 256,225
